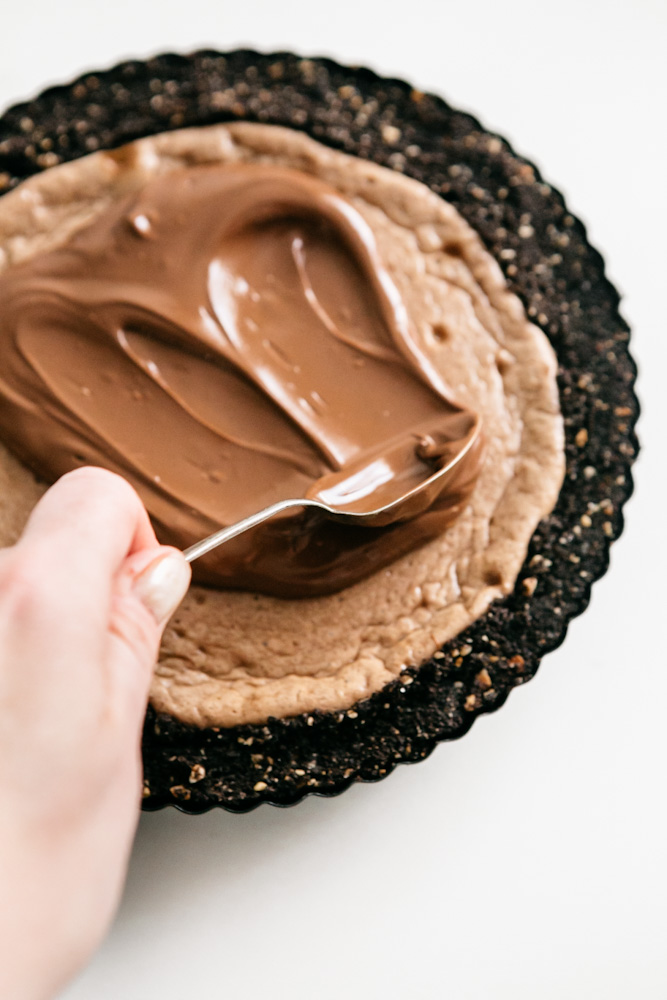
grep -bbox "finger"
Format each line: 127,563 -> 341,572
105,547 -> 191,733
124,547 -> 192,627
17,467 -> 158,635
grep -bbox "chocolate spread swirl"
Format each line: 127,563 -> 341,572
0,163 -> 482,595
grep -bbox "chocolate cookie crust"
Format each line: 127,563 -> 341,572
0,50 -> 638,813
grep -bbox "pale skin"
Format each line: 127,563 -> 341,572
0,467 -> 192,1000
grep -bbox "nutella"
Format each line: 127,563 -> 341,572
0,164 -> 482,595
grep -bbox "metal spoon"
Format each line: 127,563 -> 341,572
183,422 -> 480,564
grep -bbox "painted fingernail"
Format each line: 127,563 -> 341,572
133,551 -> 191,624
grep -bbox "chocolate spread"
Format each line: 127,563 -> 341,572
0,163 -> 481,595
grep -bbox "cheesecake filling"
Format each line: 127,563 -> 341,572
0,163 -> 482,596
0,123 -> 565,726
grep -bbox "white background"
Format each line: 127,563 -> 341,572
1,1 -> 665,997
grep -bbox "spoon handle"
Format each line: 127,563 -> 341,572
183,498 -> 320,563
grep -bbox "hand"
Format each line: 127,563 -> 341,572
0,467 -> 191,1000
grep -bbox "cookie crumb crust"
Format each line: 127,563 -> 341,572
0,50 -> 638,812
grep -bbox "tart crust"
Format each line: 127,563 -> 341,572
0,51 -> 638,811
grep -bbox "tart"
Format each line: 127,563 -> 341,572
0,51 -> 638,812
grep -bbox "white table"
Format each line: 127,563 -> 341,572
2,1 -> 665,996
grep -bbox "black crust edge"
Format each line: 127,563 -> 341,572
0,50 -> 639,814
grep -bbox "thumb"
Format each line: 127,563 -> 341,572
107,546 -> 191,729
128,547 -> 192,628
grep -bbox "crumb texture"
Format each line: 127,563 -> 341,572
0,122 -> 563,726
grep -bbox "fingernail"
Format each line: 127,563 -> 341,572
133,551 -> 191,624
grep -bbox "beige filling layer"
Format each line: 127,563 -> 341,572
0,123 -> 565,727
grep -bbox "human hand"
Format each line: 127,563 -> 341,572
0,467 -> 191,1000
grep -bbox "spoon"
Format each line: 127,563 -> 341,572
183,421 -> 481,564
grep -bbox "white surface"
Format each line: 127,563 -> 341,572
2,1 -> 665,997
